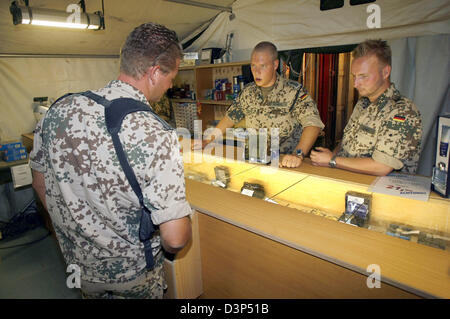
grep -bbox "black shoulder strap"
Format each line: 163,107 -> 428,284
80,91 -> 151,207
80,90 -> 165,270
288,86 -> 303,112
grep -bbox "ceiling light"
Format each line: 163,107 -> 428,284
10,0 -> 105,30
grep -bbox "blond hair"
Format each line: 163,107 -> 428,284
352,39 -> 391,66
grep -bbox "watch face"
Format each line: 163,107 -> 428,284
329,159 -> 336,168
296,149 -> 303,157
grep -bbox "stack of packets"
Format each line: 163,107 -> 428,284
386,223 -> 449,250
338,191 -> 372,228
211,166 -> 230,188
0,141 -> 28,162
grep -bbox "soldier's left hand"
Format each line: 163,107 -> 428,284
310,147 -> 333,166
280,154 -> 303,168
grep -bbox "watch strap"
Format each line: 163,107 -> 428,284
294,148 -> 304,159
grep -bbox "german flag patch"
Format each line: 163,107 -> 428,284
393,115 -> 406,122
299,93 -> 308,101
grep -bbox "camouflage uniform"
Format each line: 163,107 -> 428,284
338,83 -> 422,173
226,75 -> 324,153
152,94 -> 172,123
30,80 -> 192,298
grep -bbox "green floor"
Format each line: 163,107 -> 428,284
0,226 -> 82,299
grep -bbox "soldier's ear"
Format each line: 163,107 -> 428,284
147,65 -> 160,85
382,64 -> 391,80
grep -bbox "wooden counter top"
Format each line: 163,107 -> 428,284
290,158 -> 377,185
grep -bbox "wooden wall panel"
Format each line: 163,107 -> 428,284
198,213 -> 419,299
164,211 -> 203,299
186,176 -> 450,299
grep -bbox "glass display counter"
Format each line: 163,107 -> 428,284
183,150 -> 450,252
184,153 -> 308,201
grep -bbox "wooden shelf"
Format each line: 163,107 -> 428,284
169,98 -> 196,103
179,61 -> 250,71
179,65 -> 195,71
169,99 -> 233,106
195,61 -> 250,69
198,100 -> 233,106
0,158 -> 29,170
173,60 -> 250,132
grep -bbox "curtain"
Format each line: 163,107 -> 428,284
316,53 -> 339,148
389,34 -> 450,176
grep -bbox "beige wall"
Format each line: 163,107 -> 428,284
0,57 -> 118,141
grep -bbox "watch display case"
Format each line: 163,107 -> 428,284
184,150 -> 449,252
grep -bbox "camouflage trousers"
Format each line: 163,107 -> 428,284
81,251 -> 166,299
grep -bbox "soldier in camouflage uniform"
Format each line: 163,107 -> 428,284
153,93 -> 175,127
30,23 -> 192,299
200,41 -> 324,168
310,39 -> 422,175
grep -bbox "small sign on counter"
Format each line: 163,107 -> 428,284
368,173 -> 431,202
10,163 -> 33,189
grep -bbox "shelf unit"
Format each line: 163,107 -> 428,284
171,61 -> 250,133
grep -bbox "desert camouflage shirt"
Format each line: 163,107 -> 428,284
152,94 -> 172,123
30,80 -> 192,284
338,83 -> 422,173
226,75 -> 324,153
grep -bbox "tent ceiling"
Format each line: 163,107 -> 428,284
0,0 -> 235,55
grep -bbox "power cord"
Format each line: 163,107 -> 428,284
0,199 -> 51,248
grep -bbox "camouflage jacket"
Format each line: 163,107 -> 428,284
152,94 -> 172,123
226,75 -> 324,153
338,83 -> 423,173
30,80 -> 192,284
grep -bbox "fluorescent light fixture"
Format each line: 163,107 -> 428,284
10,1 -> 104,30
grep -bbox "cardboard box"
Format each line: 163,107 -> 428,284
0,141 -> 23,151
2,146 -> 28,162
3,153 -> 28,162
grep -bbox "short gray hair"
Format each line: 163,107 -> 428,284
120,22 -> 182,79
353,39 -> 391,66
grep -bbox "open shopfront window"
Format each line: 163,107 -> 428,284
279,44 -> 358,150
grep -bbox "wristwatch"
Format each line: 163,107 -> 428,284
294,148 -> 304,159
329,155 -> 337,168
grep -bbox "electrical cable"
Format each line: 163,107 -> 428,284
0,199 -> 45,244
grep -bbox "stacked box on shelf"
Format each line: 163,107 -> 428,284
0,141 -> 28,162
0,141 -> 23,152
173,102 -> 198,134
3,151 -> 27,162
